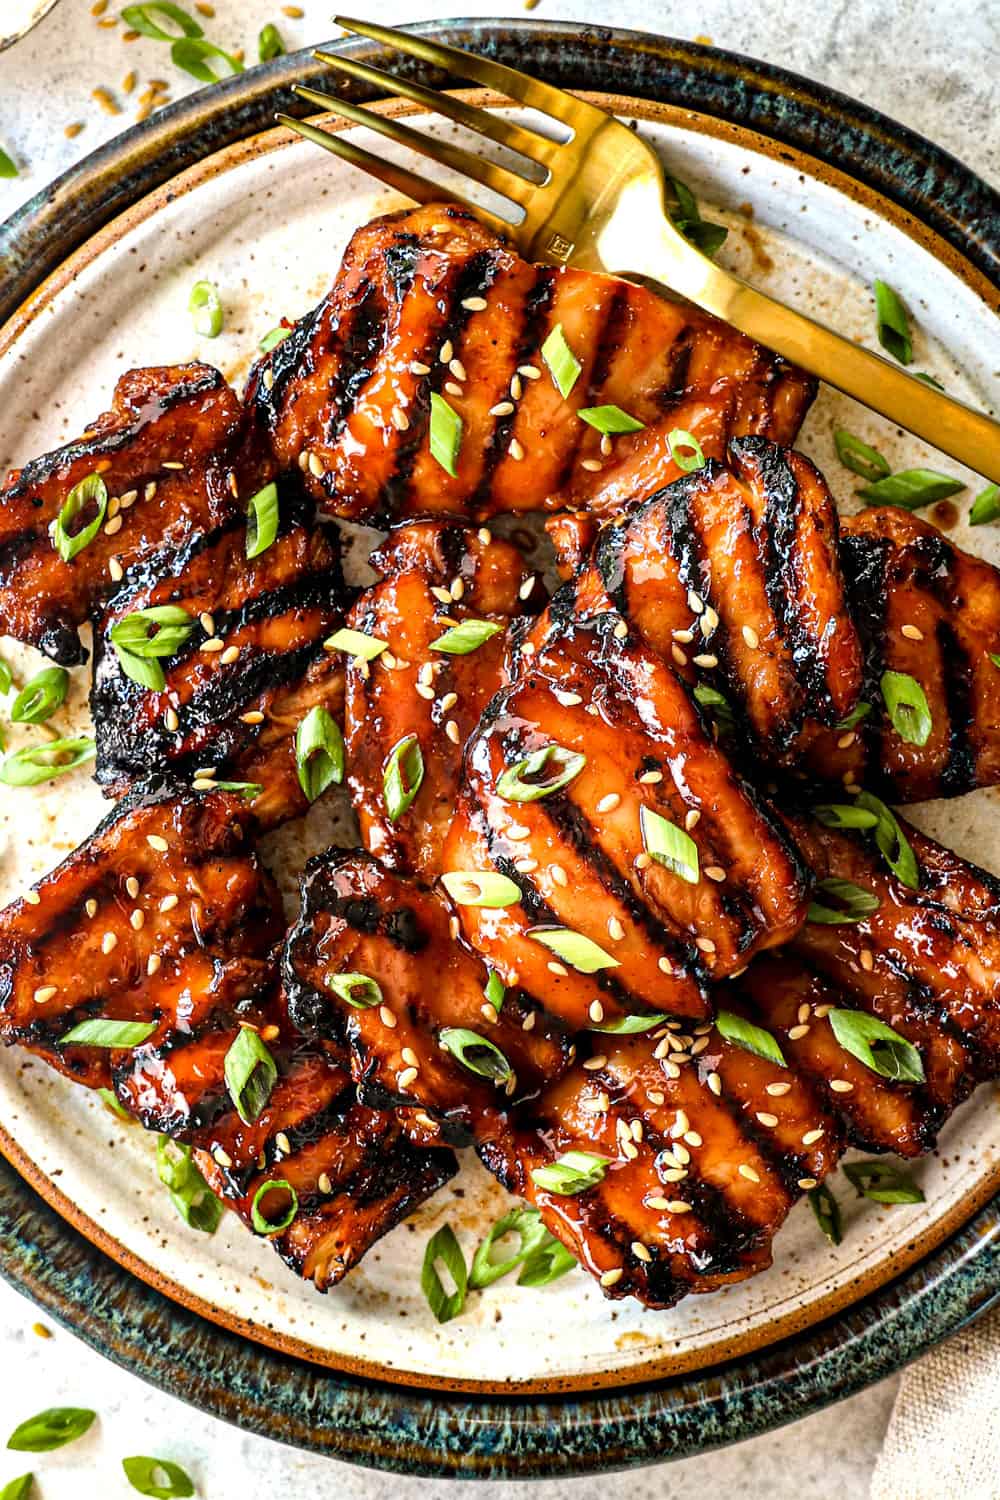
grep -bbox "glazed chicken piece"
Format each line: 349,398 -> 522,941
0,365 -> 262,664
342,520 -> 545,878
91,484 -> 347,829
245,204 -> 816,527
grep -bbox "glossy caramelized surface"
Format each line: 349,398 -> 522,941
245,205 -> 816,526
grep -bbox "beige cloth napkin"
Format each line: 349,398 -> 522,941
870,1306 -> 1000,1499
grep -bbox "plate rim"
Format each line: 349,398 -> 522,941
2,15 -> 1000,1475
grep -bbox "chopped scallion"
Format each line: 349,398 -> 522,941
842,1159 -> 925,1204
429,392 -> 462,478
6,1408 -> 95,1453
246,481 -> 279,559
122,1456 -> 195,1498
430,618 -> 502,654
10,668 -> 68,726
258,324 -> 290,352
857,468 -> 964,509
483,969 -> 505,1012
324,626 -> 388,662
51,473 -> 107,562
829,1009 -> 925,1083
383,733 -> 424,822
188,278 -> 224,336
295,705 -> 344,803
807,878 -> 880,925
0,146 -> 19,180
171,37 -> 244,82
156,1136 -> 223,1234
250,1178 -> 298,1236
881,669 -> 932,746
421,1224 -> 468,1323
529,1149 -> 610,1196
438,1026 -> 512,1083
808,1183 -> 842,1245
833,429 -> 890,482
577,404 -> 645,435
440,870 -> 521,908
120,3 -> 203,40
224,1026 -> 277,1125
326,972 -> 382,1009
970,482 -> 1000,526
469,1207 -> 574,1289
257,22 -> 286,61
0,737 -> 94,787
540,323 -> 582,399
110,605 -> 195,692
496,743 -> 585,802
855,789 -> 919,889
640,805 -> 699,884
715,1010 -> 786,1067
667,427 -> 706,473
873,279 -> 912,365
61,1018 -> 156,1048
526,926 -> 619,973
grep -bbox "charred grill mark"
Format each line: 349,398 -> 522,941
255,302 -> 324,436
936,616 -> 977,794
656,324 -> 696,406
839,530 -> 892,771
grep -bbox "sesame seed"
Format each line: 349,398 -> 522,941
443,719 -> 460,745
695,936 -> 716,954
490,400 -> 515,417
622,1139 -> 638,1161
379,1006 -> 397,1028
431,585 -> 452,605
144,482 -> 157,501
608,917 -> 625,941
631,1241 -> 652,1263
275,1132 -> 291,1155
518,575 -> 536,600
508,438 -> 525,461
599,433 -> 613,457
164,707 -> 179,732
518,363 -> 541,379
704,865 -> 726,882
147,954 -> 161,976
514,857 -> 537,874
738,1163 -> 761,1182
657,956 -> 673,974
788,1023 -> 810,1040
107,497 -> 122,521
684,809 -> 701,831
159,894 -> 179,913
668,1200 -> 693,1214
241,710 -> 265,725
444,381 -> 464,398
901,624 -> 924,641
462,296 -> 488,311
581,1092 -> 609,1113
547,961 -> 568,977
600,1268 -> 623,1288
860,948 -> 874,971
104,515 -> 123,537
691,1036 -> 710,1056
201,637 -> 224,653
693,653 -> 718,668
213,1147 -> 233,1168
635,852 -> 652,870
308,452 -> 325,478
639,770 -> 663,784
398,1066 -> 419,1089
102,932 -> 118,954
85,899 -> 98,918
797,1003 -> 811,1024
756,1111 -> 779,1127
589,1000 -> 605,1024
109,556 -> 124,582
766,1081 -> 792,1096
596,792 -> 620,814
439,340 -> 453,364
318,1172 -> 333,1194
671,643 -> 689,666
551,864 -> 568,886
449,916 -> 460,941
554,689 -> 583,707
24,891 -> 41,906
125,876 -> 140,898
448,358 -> 467,382
707,1071 -> 722,1096
506,824 -> 530,840
741,625 -> 760,649
130,909 -> 144,930
416,683 -> 435,700
814,1003 -> 834,1018
522,1012 -> 536,1032
830,1079 -> 854,1093
647,1195 -> 670,1211
581,459 -> 603,472
220,646 -> 240,665
34,986 -> 57,1004
263,368 -> 274,391
802,1128 -> 825,1145
583,1055 -> 607,1071
450,576 -> 465,600
613,620 -> 629,640
192,779 -> 216,792
701,606 -> 720,634
687,590 -> 704,614
410,360 -> 431,376
837,730 -> 857,749
391,406 -> 410,432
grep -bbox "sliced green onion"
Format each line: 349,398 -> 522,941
188,278 -> 224,337
527,926 -> 620,973
156,1136 -> 223,1234
224,1026 -> 277,1125
10,668 -> 68,725
258,325 -> 291,352
0,737 -> 94,787
98,1087 -> 131,1120
113,648 -> 166,692
383,733 -> 424,823
715,1010 -> 786,1068
530,1149 -> 610,1196
873,279 -> 912,365
441,870 -> 521,908
834,701 -> 872,731
693,680 -> 735,729
0,659 -> 12,695
483,969 -> 505,1012
667,428 -> 706,473
515,1235 -> 577,1287
295,705 -> 344,803
807,878 -> 880,925
429,392 -> 462,477
970,482 -> 1000,526
121,3 -> 203,40
257,22 -> 286,60
211,781 -> 262,798
858,469 -> 964,509
842,1159 -> 925,1204
430,618 -> 502,654
421,1224 -> 468,1324
812,803 -> 880,832
540,323 -> 582,399
111,606 -> 195,691
324,626 -> 388,662
7,1408 -> 95,1453
808,1183 -> 842,1245
990,653 -> 1000,672
171,37 -> 244,82
439,1026 -> 512,1083
52,473 -> 107,562
855,790 -> 919,889
496,743 -> 585,802
0,1475 -> 34,1500
881,669 -> 932,747
914,371 -> 945,390
250,1178 -> 298,1236
0,146 -> 18,180
326,972 -> 382,1009
61,1018 -> 156,1048
829,1008 -> 925,1083
833,429 -> 890,482
122,1456 -> 195,1499
577,404 -> 645,435
588,1013 -> 662,1034
469,1207 -> 573,1289
640,805 -> 699,884
246,481 -> 279,559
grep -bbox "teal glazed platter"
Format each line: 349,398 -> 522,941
1,17 -> 1000,1478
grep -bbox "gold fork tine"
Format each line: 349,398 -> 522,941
313,47 -> 551,180
333,14 -> 606,129
290,84 -> 535,210
275,114 -> 516,234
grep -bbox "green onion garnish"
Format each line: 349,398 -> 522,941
429,392 -> 462,477
812,803 -> 880,833
246,481 -> 279,559
469,1207 -> 574,1289
0,737 -> 95,787
61,1018 -> 157,1048
855,789 -> 919,889
990,653 -> 1000,672
808,1183 -> 842,1245
807,878 -> 880,925
588,1013 -> 662,1034
970,482 -> 1000,526
715,1010 -> 786,1067
122,1456 -> 195,1498
52,472 -> 107,562
640,805 -> 700,885
842,1159 -> 925,1204
527,926 -> 620,973
515,1234 -> 577,1287
224,1026 -> 277,1125
257,22 -> 286,60
295,705 -> 344,803
429,619 -> 502,654
110,605 -> 195,692
496,743 -> 586,802
211,781 -> 262,798
10,668 -> 68,725
6,1408 -> 96,1453
0,659 -> 12,695
483,969 -> 505,1012
833,429 -> 890,482
383,733 -> 424,823
188,278 -> 224,336
421,1224 -> 468,1324
250,1178 -> 298,1236
258,325 -> 290,352
914,372 -> 945,390
98,1087 -> 131,1120
873,279 -> 912,365
577,404 -> 645,435
881,669 -> 932,746
120,3 -> 203,40
324,626 -> 388,662
828,1008 -> 925,1083
0,1475 -> 33,1500
540,323 -> 582,399
156,1136 -> 223,1234
857,469 -> 964,509
693,680 -> 735,729
0,146 -> 19,180
530,1150 -> 610,1196
667,428 -> 706,473
833,701 -> 871,732
440,870 -> 521,908
326,972 -> 382,1009
439,1027 -> 512,1083
171,37 -> 244,82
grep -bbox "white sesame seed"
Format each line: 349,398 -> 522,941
684,1131 -> 702,1148
147,954 -> 161,976
631,1240 -> 652,1263
508,438 -> 525,461
192,779 -> 216,792
600,433 -> 613,457
398,1066 -> 419,1089
589,1000 -> 605,1024
518,575 -> 536,600
647,1195 -> 670,1211
830,1079 -> 854,1093
109,556 -> 124,582
514,857 -> 537,874
449,916 -> 460,941
798,1177 -> 819,1190
481,1003 -> 498,1023
600,1268 -> 623,1288
614,620 -> 629,640
102,931 -> 118,954
201,637 -> 224,653
551,864 -> 568,886
510,374 -> 523,400
241,710 -> 264,725
788,1023 -> 810,1040
684,809 -> 701,831
814,1003 -> 834,1018
635,852 -> 652,870
671,1109 -> 690,1137
522,1012 -> 536,1032
445,719 -> 461,744
693,653 -> 718,668
518,364 -> 541,379
608,917 -> 625,941
308,451 -> 325,478
756,1111 -> 779,1127
103,514 -> 123,537
449,358 -> 467,382
901,624 -> 924,641
668,1200 -> 693,1214
220,646 -> 240,665
581,1092 -> 609,1113
581,459 -> 603,472
144,481 -> 157,501
263,368 -> 275,391
707,1071 -> 722,1096
379,1006 -> 397,1029
410,360 -> 431,376
691,1036 -> 710,1056
802,1128 -> 825,1145
274,1131 -> 291,1155
687,590 -> 704,614
119,489 -> 138,508
797,1003 -> 811,1024
704,865 -> 726,882
416,682 -> 435,700
444,381 -> 463,398
738,1163 -> 761,1183
449,576 -> 465,600
85,899 -> 98,918
622,1139 -> 639,1161
671,643 -> 689,666
130,909 -> 144,930
701,606 -> 720,634
159,894 -> 178,913
318,1172 -> 333,1194
33,985 -> 57,1004
506,824 -> 530,840
596,792 -> 620,814
583,1055 -> 606,1071
462,296 -> 488,312
741,625 -> 760,649
696,936 -> 716,954
547,961 -> 568,977
490,400 -> 515,417
163,707 -> 179,733
125,876 -> 140,898
439,340 -> 453,364
554,689 -> 583,707
767,1081 -> 791,1096
391,405 -> 410,431
431,586 -> 452,605
657,956 -> 674,974
672,629 -> 694,645
860,948 -> 874,972
837,731 -> 857,750
213,1147 -> 233,1168
639,770 -> 663,785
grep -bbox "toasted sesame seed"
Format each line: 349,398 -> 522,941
102,931 -> 118,954
596,792 -> 620,814
639,770 -> 663,785
410,360 -> 431,376
220,646 -> 240,665
124,876 -> 140,899
104,514 -> 123,537
802,1128 -> 825,1145
109,556 -> 124,582
213,1147 -> 233,1168
85,899 -> 98,918
159,894 -> 179,913
696,936 -> 716,954
707,1071 -> 722,1096
448,358 -> 467,382
901,623 -> 924,641
107,497 -> 122,521
308,451 -> 325,478
589,1000 -> 605,1024
490,400 -> 515,417
687,590 -> 704,614
657,956 -> 673,974
738,1163 -> 761,1183
130,909 -> 144,930
439,340 -> 453,364
34,986 -> 57,1004
318,1172 -> 333,1194
613,620 -> 629,640
756,1111 -> 779,1127
635,852 -> 652,870
631,1240 -> 652,1263
788,1023 -> 810,1040
449,576 -> 465,600
548,961 -> 569,977
24,891 -> 41,906
581,1092 -> 609,1113
693,653 -> 718,668
646,1195 -> 670,1211
621,1139 -> 639,1160
481,1003 -> 498,1022
691,1036 -> 710,1056
704,865 -> 726,882
554,689 -> 583,707
797,1002 -> 811,1024
263,368 -> 274,391
607,917 -> 625,942
860,948 -> 874,972
275,1131 -> 291,1155
701,606 -> 720,634
550,864 -> 568,886
65,121 -> 86,139
449,916 -> 460,940
508,438 -> 525,461
830,1079 -> 854,1093
767,1081 -> 792,1096
241,710 -> 264,725
741,625 -> 760,650
814,1003 -> 834,1018
445,719 -> 461,744
581,458 -> 603,472
379,1006 -> 397,1028
391,405 -> 410,431
444,381 -> 463,397
671,643 -> 689,666
684,809 -> 701,832
164,707 -> 180,732
398,1066 -> 419,1089
518,574 -> 537,601
192,779 -> 216,792
798,1177 -> 818,1190
583,1055 -> 607,1071
514,857 -> 538,874
147,954 -> 162,976
144,481 -> 157,501
201,637 -> 224,653
415,682 -> 435,701
521,1011 -> 536,1032
600,1268 -> 623,1287
837,730 -> 857,750
506,824 -> 531,840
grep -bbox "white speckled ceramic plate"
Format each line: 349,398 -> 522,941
1,83 -> 999,1396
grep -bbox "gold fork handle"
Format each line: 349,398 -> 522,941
635,216 -> 1000,486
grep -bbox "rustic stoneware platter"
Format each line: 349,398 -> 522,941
1,18 -> 999,1477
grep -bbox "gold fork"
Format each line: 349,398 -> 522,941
277,16 -> 1000,484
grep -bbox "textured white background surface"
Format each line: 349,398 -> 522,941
0,1 -> 996,1496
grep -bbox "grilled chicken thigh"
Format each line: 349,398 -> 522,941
245,205 -> 816,526
0,365 -> 262,664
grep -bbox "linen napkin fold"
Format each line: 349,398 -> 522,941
870,1305 -> 1000,1500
